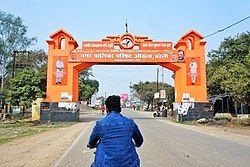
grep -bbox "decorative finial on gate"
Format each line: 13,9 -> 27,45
125,19 -> 128,33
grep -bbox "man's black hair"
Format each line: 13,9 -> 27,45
105,95 -> 121,113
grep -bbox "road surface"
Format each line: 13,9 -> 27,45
53,109 -> 250,167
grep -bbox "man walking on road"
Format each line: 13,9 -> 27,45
87,95 -> 144,167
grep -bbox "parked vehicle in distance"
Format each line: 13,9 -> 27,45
153,110 -> 162,117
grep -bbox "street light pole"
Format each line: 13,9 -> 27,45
12,51 -> 17,78
156,67 -> 159,92
129,82 -> 132,103
11,50 -> 30,78
161,67 -> 164,90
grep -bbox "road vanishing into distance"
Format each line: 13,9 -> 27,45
53,109 -> 250,167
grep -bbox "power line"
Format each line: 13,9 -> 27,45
156,67 -> 159,92
172,15 -> 250,45
203,15 -> 250,39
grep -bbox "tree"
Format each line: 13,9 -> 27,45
0,11 -> 36,55
7,69 -> 45,106
79,68 -> 93,80
4,49 -> 47,78
37,65 -> 47,94
79,77 -> 99,101
24,49 -> 47,69
78,68 -> 99,101
207,32 -> 250,110
0,11 -> 37,91
131,81 -> 174,109
1,49 -> 47,96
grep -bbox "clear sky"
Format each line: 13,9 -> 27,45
1,0 -> 250,97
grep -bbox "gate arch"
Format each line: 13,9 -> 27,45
45,29 -> 207,103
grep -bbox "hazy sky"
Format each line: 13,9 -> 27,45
1,0 -> 250,97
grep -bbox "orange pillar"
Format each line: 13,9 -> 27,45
45,29 -> 79,102
173,30 -> 208,102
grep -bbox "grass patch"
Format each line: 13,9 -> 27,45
0,122 -> 24,128
0,122 -> 75,145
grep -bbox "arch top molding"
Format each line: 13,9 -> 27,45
46,29 -> 78,50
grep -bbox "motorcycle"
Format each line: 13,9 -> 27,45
153,110 -> 161,117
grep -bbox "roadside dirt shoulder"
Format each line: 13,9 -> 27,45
0,122 -> 87,167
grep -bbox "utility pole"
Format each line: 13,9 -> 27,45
12,50 -> 31,78
161,66 -> 164,89
27,51 -> 30,66
12,51 -> 17,78
155,67 -> 160,111
129,82 -> 132,103
156,67 -> 159,92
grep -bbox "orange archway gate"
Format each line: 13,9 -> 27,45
46,29 -> 207,103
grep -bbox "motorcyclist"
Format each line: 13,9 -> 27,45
87,95 -> 144,167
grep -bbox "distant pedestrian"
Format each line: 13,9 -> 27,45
132,103 -> 136,110
169,108 -> 173,117
100,105 -> 105,115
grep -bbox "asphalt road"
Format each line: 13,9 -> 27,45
53,109 -> 250,167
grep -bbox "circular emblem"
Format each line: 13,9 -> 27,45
119,34 -> 134,49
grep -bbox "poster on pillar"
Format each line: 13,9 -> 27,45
53,56 -> 68,85
186,57 -> 201,86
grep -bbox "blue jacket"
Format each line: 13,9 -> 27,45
88,111 -> 144,167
